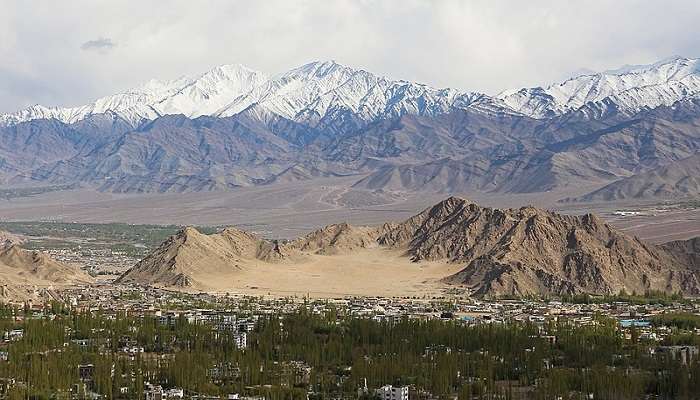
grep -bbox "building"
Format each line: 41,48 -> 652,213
164,388 -> 184,398
237,319 -> 256,332
217,314 -> 237,332
375,385 -> 409,400
78,364 -> 95,382
145,382 -> 164,400
234,331 -> 247,349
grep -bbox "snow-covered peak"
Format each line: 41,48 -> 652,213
0,64 -> 268,126
216,59 -> 496,123
498,56 -> 700,118
599,55 -> 692,75
286,60 -> 357,79
155,64 -> 268,117
6,56 -> 698,127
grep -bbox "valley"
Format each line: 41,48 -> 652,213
4,3 -> 700,399
0,177 -> 696,242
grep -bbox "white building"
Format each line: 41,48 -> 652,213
234,332 -> 247,349
164,388 -> 184,398
144,383 -> 163,400
375,385 -> 408,400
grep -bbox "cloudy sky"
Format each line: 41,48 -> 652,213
1,0 -> 699,113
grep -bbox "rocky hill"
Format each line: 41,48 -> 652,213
379,197 -> 698,296
115,226 -> 285,289
0,244 -> 92,302
0,230 -> 26,248
118,197 -> 700,297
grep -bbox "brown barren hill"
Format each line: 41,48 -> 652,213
379,197 -> 698,296
0,244 -> 92,302
286,223 -> 385,255
116,226 -> 285,290
118,197 -> 700,297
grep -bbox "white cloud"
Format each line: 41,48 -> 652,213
1,0 -> 699,112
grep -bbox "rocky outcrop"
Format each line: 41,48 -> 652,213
378,197 -> 698,296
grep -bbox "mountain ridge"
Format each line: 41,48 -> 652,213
1,57 -> 698,198
117,197 -> 700,297
565,153 -> 700,202
7,56 -> 700,127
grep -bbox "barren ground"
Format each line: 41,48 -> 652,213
0,177 -> 696,243
183,248 -> 463,298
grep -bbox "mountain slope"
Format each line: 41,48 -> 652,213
349,100 -> 700,194
566,153 -> 700,202
662,237 -> 700,269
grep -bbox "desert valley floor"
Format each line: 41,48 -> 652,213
0,176 -> 697,243
174,248 -> 463,298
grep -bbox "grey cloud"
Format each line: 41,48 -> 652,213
80,37 -> 115,52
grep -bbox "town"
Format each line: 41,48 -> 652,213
1,284 -> 699,399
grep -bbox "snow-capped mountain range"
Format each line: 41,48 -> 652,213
1,56 -> 699,198
0,60 -> 493,126
498,56 -> 700,118
0,64 -> 268,125
4,56 -> 699,126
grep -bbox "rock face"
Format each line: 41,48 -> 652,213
118,197 -> 700,297
662,237 -> 700,270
